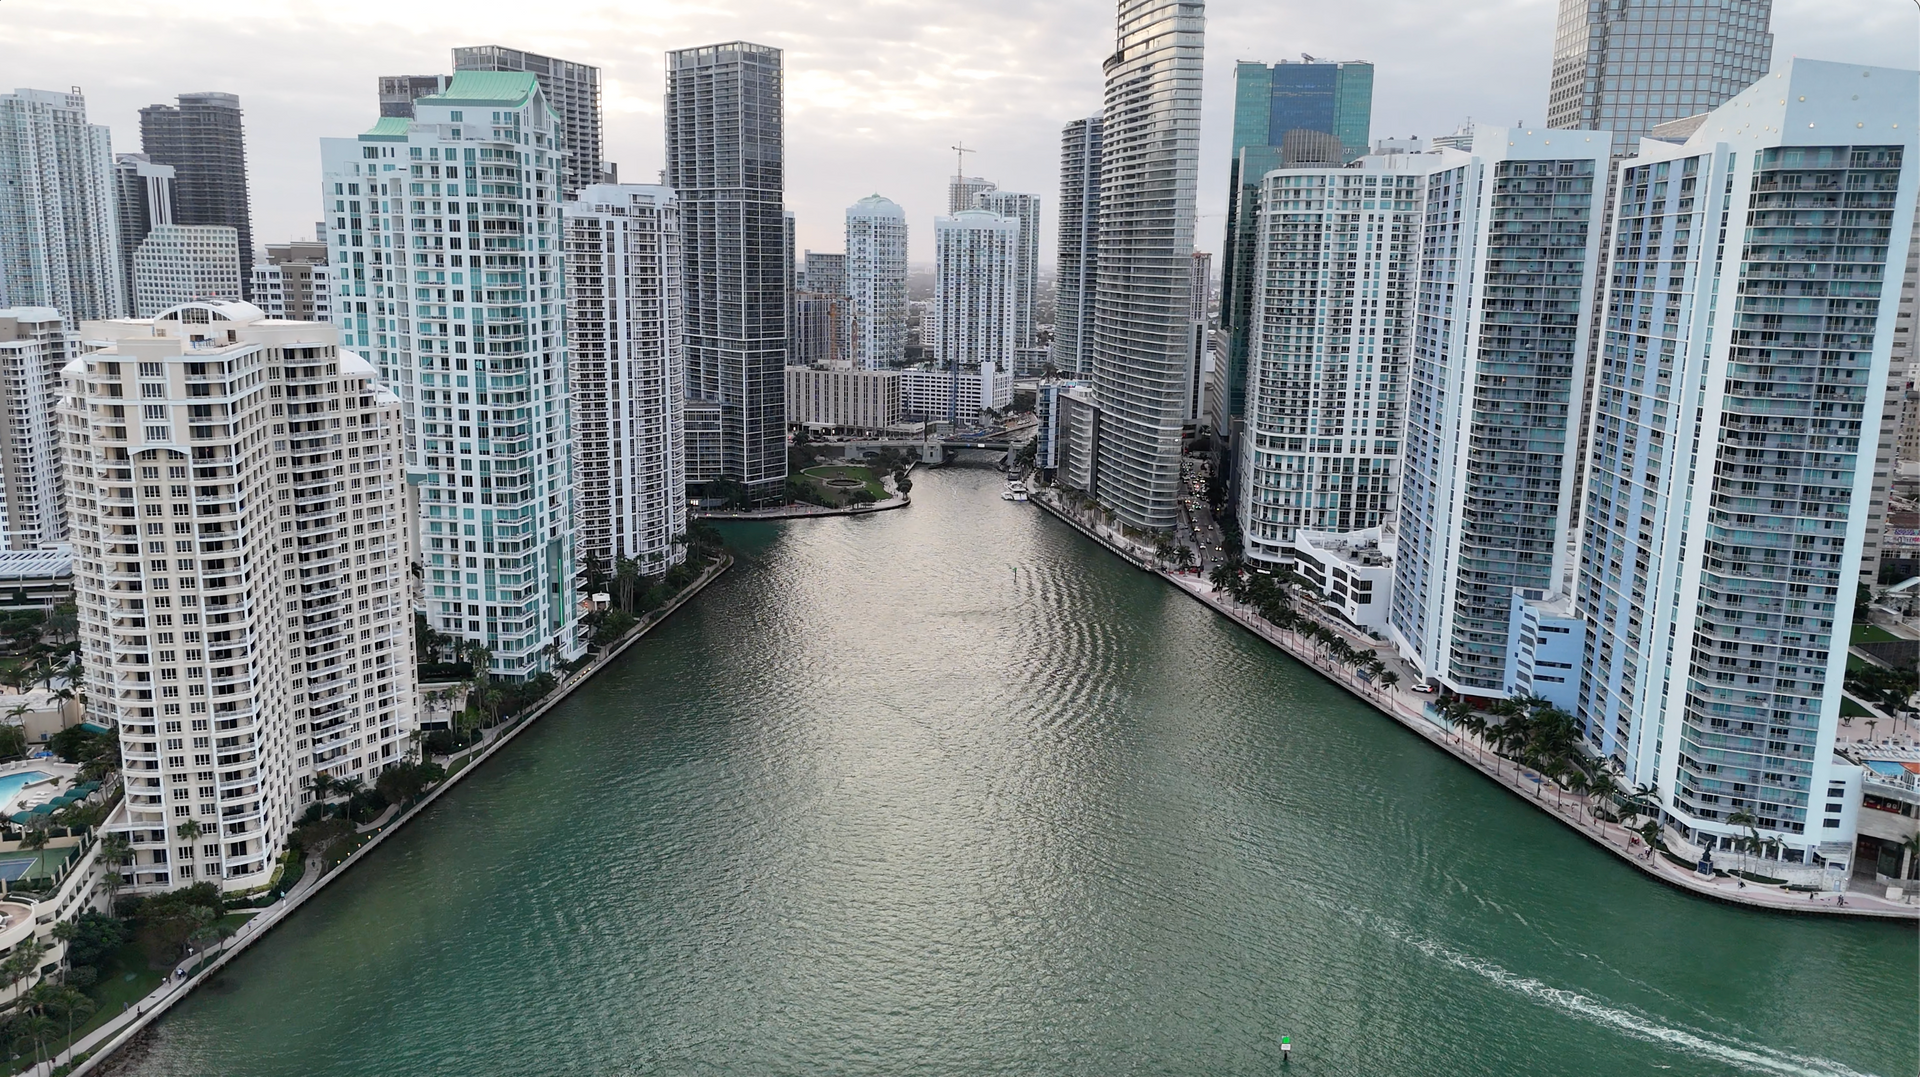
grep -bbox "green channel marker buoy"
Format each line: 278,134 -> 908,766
1281,1035 -> 1291,1063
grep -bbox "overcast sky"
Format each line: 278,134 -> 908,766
7,0 -> 1915,270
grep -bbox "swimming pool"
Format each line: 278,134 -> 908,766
0,771 -> 51,814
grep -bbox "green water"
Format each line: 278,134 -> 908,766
116,469 -> 1916,1076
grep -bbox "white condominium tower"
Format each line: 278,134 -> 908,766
1387,128 -> 1609,695
1090,0 -> 1205,531
1547,0 -> 1772,147
845,194 -> 908,369
975,190 -> 1041,351
132,225 -> 243,316
1237,155 -> 1422,563
932,210 -> 1020,408
1053,115 -> 1102,378
1572,61 -> 1916,864
320,70 -> 582,679
0,308 -> 73,549
0,88 -> 126,322
562,185 -> 688,578
63,301 -> 415,892
666,43 -> 788,503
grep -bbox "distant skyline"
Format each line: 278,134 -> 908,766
6,0 -> 1911,270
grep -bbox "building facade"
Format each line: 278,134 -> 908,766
931,208 -> 1020,414
1089,0 -> 1206,531
378,76 -> 450,119
898,364 -> 1011,424
785,365 -> 901,431
1053,115 -> 1102,378
846,194 -> 908,369
1572,61 -> 1917,867
0,308 -> 72,549
975,190 -> 1042,351
1387,128 -> 1609,696
64,301 -> 415,892
563,185 -> 688,581
140,93 -> 255,301
113,154 -> 178,307
320,70 -> 582,679
667,42 -> 788,503
1237,157 -> 1421,562
132,225 -> 242,316
948,175 -> 996,214
0,88 -> 125,322
252,241 -> 332,322
1546,0 -> 1773,148
454,46 -> 608,189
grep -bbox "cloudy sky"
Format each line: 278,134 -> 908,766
7,0 -> 1914,269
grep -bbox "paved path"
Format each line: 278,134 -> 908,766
1032,489 -> 1918,921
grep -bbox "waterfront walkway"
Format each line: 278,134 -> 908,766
60,555 -> 735,1076
1030,490 -> 1918,921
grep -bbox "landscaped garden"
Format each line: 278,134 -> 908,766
788,465 -> 887,508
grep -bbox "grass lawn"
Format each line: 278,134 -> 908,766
1839,695 -> 1872,718
1851,623 -> 1901,645
801,465 -> 886,500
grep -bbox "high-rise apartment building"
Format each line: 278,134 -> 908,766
65,301 -> 416,892
1089,0 -> 1206,531
1053,115 -> 1102,378
1236,156 -> 1420,561
948,175 -> 997,214
0,308 -> 72,549
140,93 -> 255,302
803,252 -> 847,299
379,76 -> 450,119
845,194 -> 908,369
1221,59 -> 1374,444
1546,0 -> 1773,148
1387,128 -> 1609,695
131,225 -> 242,316
0,88 -> 125,322
113,154 -> 178,306
252,241 -> 331,322
321,70 -> 582,679
932,209 -> 1021,406
975,190 -> 1041,351
454,46 -> 609,189
666,43 -> 787,503
1570,60 -> 1915,868
563,185 -> 688,579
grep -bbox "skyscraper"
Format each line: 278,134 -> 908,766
320,70 -> 583,680
1568,60 -> 1915,871
1546,0 -> 1773,148
975,190 -> 1041,351
932,208 -> 1021,408
379,75 -> 450,119
64,301 -> 416,892
454,46 -> 609,189
800,250 -> 853,365
131,225 -> 241,316
845,194 -> 908,369
1236,156 -> 1421,563
0,88 -> 125,322
1053,115 -> 1102,378
1089,0 -> 1205,531
563,185 -> 688,579
113,153 -> 178,305
0,307 -> 71,550
803,252 -> 847,300
140,93 -> 255,301
1221,59 -> 1373,448
1387,127 -> 1609,695
667,42 -> 788,503
948,175 -> 996,214
252,241 -> 331,322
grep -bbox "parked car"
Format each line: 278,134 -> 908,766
1411,682 -> 1437,694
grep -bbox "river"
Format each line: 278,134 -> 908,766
113,467 -> 1917,1076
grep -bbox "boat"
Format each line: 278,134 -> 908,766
1002,481 -> 1030,502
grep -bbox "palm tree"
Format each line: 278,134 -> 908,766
176,819 -> 202,843
335,775 -> 366,824
1726,808 -> 1760,874
97,833 -> 131,907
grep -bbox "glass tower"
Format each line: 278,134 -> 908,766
141,93 -> 255,302
1052,115 -> 1102,379
1546,0 -> 1773,149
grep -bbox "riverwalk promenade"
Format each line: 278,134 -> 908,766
1030,489 -> 1918,921
56,555 -> 734,1076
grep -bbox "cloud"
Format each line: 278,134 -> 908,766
4,0 -> 1911,270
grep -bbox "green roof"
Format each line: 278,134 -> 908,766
361,115 -> 411,142
421,70 -> 541,108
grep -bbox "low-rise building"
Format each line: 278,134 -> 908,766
1293,527 -> 1394,638
785,365 -> 902,433
898,363 -> 1011,426
1502,589 -> 1586,713
1053,384 -> 1100,494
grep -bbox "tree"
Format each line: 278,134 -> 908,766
97,833 -> 132,907
1378,670 -> 1400,690
0,940 -> 46,1002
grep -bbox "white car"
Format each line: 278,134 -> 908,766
1410,682 -> 1436,694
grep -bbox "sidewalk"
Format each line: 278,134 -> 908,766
1032,491 -> 1919,921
